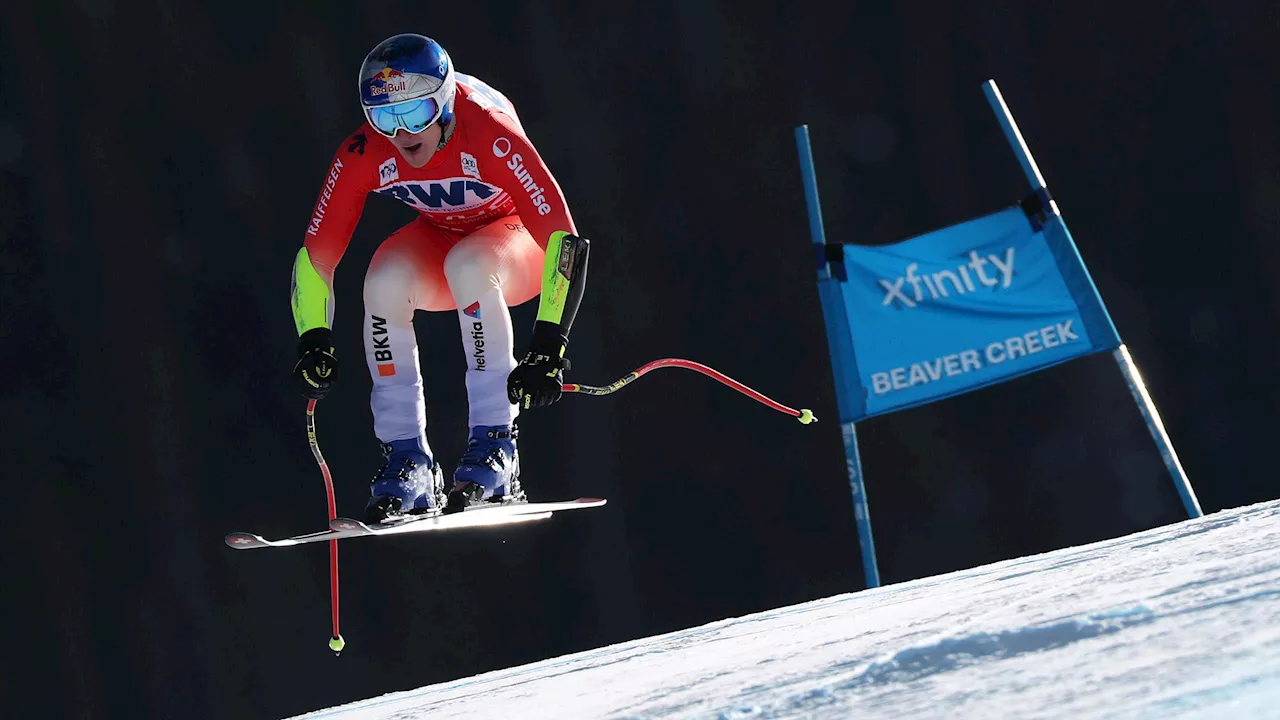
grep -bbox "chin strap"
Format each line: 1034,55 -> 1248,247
436,115 -> 456,151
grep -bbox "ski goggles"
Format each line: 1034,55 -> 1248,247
364,97 -> 442,138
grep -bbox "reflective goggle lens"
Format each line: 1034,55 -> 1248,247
366,98 -> 441,137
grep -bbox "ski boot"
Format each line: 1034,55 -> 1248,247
445,424 -> 523,514
365,436 -> 445,524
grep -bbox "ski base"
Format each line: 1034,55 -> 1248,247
224,497 -> 606,550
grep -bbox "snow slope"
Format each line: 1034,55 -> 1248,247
291,500 -> 1280,719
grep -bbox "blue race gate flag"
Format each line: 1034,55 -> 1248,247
836,205 -> 1122,421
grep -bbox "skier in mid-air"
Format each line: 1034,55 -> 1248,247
289,33 -> 590,522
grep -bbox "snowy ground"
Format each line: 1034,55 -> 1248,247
291,499 -> 1280,719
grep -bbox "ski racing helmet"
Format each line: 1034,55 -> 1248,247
358,34 -> 457,147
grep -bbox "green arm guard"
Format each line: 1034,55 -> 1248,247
291,247 -> 332,336
535,231 -> 590,340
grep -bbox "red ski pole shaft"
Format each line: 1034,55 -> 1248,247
562,358 -> 816,424
306,399 -> 345,654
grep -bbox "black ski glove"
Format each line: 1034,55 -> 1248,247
294,327 -> 339,399
508,325 -> 570,410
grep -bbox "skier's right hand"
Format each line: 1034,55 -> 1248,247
294,327 -> 339,399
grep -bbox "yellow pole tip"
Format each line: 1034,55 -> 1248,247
329,635 -> 345,653
798,409 -> 816,424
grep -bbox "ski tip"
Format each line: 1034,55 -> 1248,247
224,532 -> 269,549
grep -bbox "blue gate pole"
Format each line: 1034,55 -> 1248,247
1113,346 -> 1203,516
795,124 -> 881,587
981,80 -> 1203,519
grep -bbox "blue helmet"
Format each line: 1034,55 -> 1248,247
358,34 -> 457,141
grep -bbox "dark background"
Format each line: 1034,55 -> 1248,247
2,1 -> 1277,718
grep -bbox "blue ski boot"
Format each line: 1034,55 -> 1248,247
445,424 -> 522,514
365,436 -> 445,524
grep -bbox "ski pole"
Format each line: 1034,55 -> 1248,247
306,398 -> 345,654
562,358 -> 817,424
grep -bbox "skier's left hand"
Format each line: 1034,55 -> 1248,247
508,343 -> 570,410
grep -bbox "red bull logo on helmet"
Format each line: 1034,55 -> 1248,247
363,67 -> 444,105
367,67 -> 409,97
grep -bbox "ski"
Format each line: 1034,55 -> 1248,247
330,497 -> 607,537
224,497 -> 606,550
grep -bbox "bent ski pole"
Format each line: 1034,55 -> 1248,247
563,358 -> 816,424
306,398 -> 345,654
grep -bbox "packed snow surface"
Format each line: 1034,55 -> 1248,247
292,499 -> 1280,719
